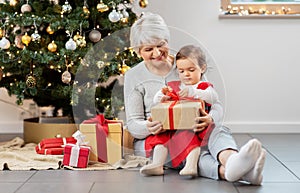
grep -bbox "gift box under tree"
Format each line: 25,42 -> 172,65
79,114 -> 123,165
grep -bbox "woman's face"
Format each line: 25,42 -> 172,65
139,40 -> 169,67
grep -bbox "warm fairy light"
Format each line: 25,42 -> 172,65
223,5 -> 294,15
50,65 -> 54,69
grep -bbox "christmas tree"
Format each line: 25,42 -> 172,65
0,0 -> 146,122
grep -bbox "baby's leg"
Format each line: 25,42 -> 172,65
140,144 -> 168,176
179,147 -> 201,176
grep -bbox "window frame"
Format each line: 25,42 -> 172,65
221,0 -> 300,15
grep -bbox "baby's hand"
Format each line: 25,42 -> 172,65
160,95 -> 171,102
161,86 -> 173,95
178,88 -> 189,98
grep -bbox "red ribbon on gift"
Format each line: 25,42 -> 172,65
82,114 -> 109,163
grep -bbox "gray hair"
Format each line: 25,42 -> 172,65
130,12 -> 170,53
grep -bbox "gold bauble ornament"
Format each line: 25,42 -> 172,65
120,64 -> 131,74
9,0 -> 18,6
139,0 -> 148,8
26,75 -> 37,88
97,1 -> 109,13
82,6 -> 90,18
76,37 -> 86,48
46,25 -> 54,35
47,41 -> 57,52
73,32 -> 82,41
21,33 -> 31,46
61,70 -> 71,84
0,29 -> 4,38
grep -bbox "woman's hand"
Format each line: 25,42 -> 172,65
147,117 -> 166,135
192,107 -> 213,132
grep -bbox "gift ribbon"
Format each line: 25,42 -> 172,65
82,114 -> 121,163
69,145 -> 80,166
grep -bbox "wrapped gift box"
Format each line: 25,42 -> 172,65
79,121 -> 122,165
36,137 -> 77,150
23,117 -> 78,144
151,100 -> 203,130
63,144 -> 90,168
36,146 -> 64,155
35,137 -> 77,155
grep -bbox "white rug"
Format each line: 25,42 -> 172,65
0,137 -> 149,171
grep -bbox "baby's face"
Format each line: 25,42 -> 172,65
176,58 -> 203,85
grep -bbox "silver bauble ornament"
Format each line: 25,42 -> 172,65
61,71 -> 71,84
0,37 -> 10,50
21,4 -> 32,13
89,30 -> 101,43
62,1 -> 72,14
108,9 -> 120,22
31,30 -> 41,42
65,38 -> 77,50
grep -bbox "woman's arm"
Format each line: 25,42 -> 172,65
124,73 -> 151,139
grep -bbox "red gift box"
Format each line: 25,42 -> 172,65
35,146 -> 64,155
35,137 -> 77,155
63,144 -> 90,168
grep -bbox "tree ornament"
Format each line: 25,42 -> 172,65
48,41 -> 57,52
21,33 -> 31,46
61,70 -> 71,84
26,74 -> 36,88
73,32 -> 82,41
97,0 -> 109,13
76,36 -> 86,48
9,0 -> 18,6
46,25 -> 54,34
108,9 -> 120,23
31,30 -> 41,42
65,38 -> 77,50
62,0 -> 72,14
0,37 -> 11,49
21,1 -> 32,13
139,0 -> 148,8
89,29 -> 101,43
14,34 -> 24,49
119,60 -> 131,74
82,6 -> 90,18
0,29 -> 3,38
